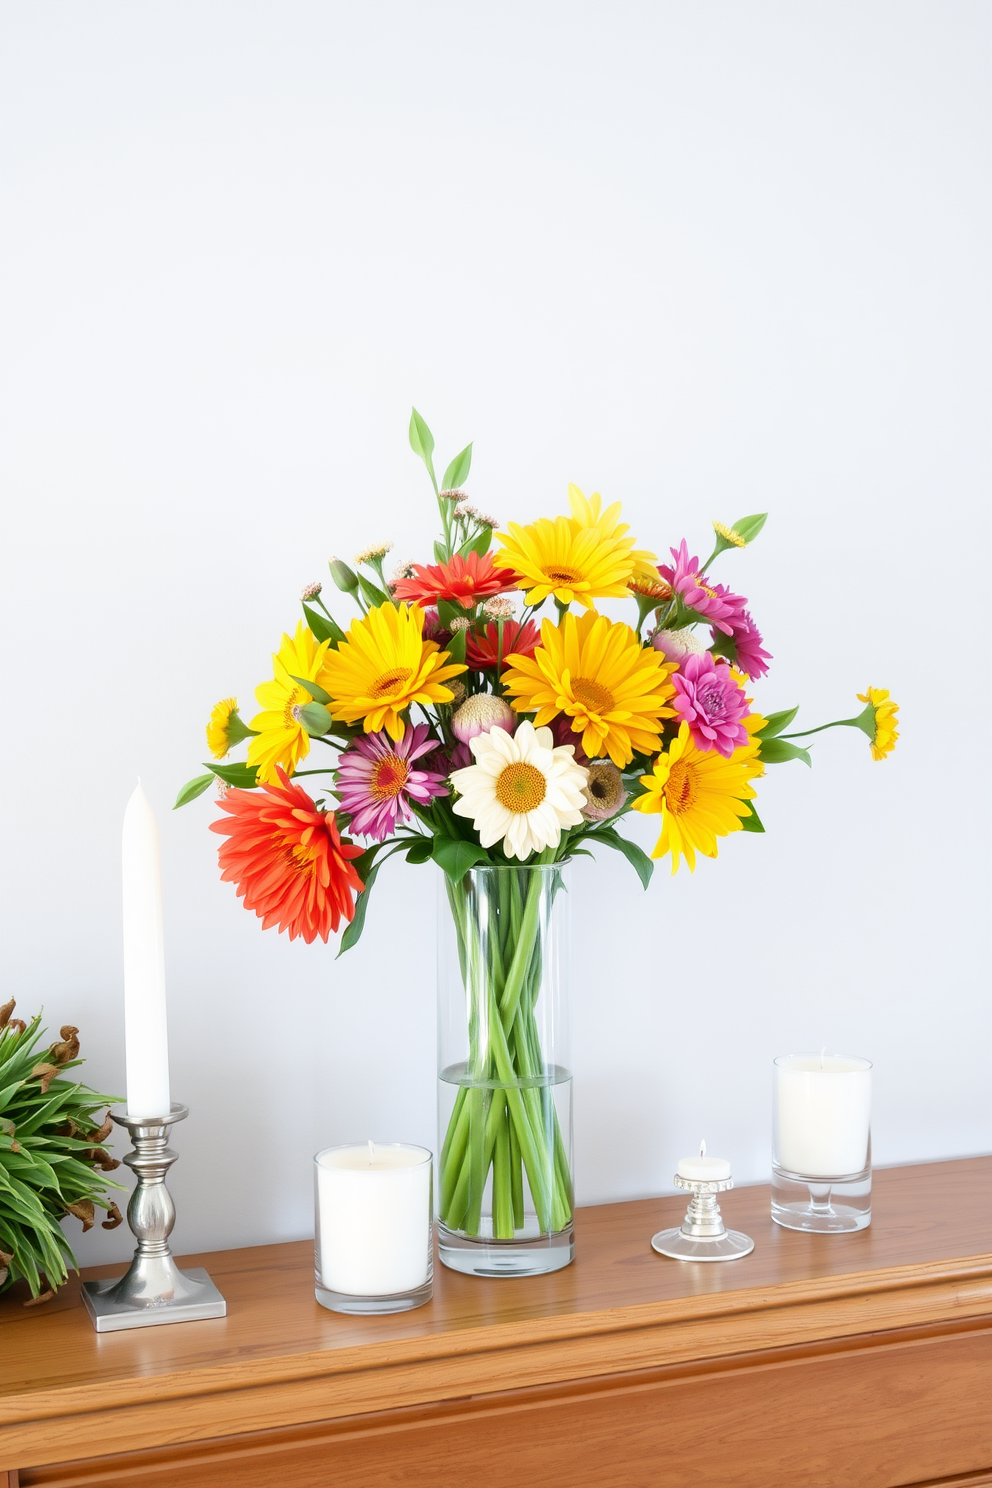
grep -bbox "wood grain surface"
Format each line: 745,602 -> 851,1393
16,1323 -> 992,1488
1,1158 -> 989,1479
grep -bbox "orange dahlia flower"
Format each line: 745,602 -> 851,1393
210,771 -> 364,944
392,551 -> 518,609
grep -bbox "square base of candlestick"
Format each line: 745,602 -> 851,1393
82,1268 -> 227,1332
771,1164 -> 871,1233
315,1278 -> 433,1314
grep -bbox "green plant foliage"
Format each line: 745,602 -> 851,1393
0,1001 -> 124,1304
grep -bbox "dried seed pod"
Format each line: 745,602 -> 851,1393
30,1063 -> 60,1095
49,1027 -> 80,1065
65,1200 -> 95,1232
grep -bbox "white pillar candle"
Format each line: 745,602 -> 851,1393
774,1054 -> 872,1178
122,782 -> 171,1118
315,1143 -> 432,1297
677,1140 -> 731,1181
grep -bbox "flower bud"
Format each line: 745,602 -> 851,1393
292,702 -> 334,736
452,694 -> 516,744
328,557 -> 359,593
651,628 -> 705,667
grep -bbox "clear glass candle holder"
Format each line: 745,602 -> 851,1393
314,1143 -> 433,1314
771,1054 -> 872,1233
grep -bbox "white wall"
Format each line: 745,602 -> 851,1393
2,1 -> 989,1267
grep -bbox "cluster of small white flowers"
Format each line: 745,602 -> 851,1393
439,488 -> 466,503
300,581 -> 322,600
452,500 -> 499,530
391,559 -> 418,582
449,616 -> 472,632
482,596 -> 516,620
354,541 -> 394,565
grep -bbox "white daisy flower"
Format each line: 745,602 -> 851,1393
450,721 -> 588,861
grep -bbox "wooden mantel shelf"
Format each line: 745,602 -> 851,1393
1,1158 -> 990,1488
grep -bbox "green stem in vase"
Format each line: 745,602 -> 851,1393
439,865 -> 573,1243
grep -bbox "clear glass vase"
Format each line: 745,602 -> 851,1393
436,863 -> 574,1277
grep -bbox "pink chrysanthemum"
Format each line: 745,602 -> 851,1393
671,653 -> 750,757
723,610 -> 772,680
659,541 -> 745,636
336,723 -> 448,840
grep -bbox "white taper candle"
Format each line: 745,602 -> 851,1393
122,782 -> 171,1118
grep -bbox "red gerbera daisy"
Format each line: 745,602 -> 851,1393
210,770 -> 364,944
466,618 -> 540,670
393,551 -> 518,609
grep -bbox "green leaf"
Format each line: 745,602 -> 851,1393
731,513 -> 768,544
757,707 -> 799,738
583,828 -> 654,890
204,761 -> 259,788
404,836 -> 435,865
457,526 -> 493,559
289,673 -> 331,705
3,1152 -> 61,1191
444,627 -> 466,664
758,737 -> 812,767
431,836 -> 491,885
173,774 -> 214,809
303,603 -> 345,646
433,540 -> 447,564
409,407 -> 437,488
337,841 -> 408,956
297,703 -> 334,736
441,442 -> 473,491
357,574 -> 390,610
409,407 -> 435,463
740,802 -> 765,833
436,598 -> 469,628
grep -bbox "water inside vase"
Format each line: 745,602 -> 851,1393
437,1061 -> 573,1248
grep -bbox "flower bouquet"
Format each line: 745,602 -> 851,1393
179,410 -> 897,1273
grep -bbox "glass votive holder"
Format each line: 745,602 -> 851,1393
772,1054 -> 872,1233
314,1142 -> 433,1314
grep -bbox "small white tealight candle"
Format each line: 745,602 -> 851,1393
314,1142 -> 432,1305
677,1140 -> 731,1182
774,1053 -> 872,1178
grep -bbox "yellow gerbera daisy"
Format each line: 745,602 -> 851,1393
248,623 -> 334,784
566,484 -> 659,585
857,687 -> 899,760
493,515 -> 639,610
322,601 -> 465,741
206,698 -> 242,759
502,611 -> 677,767
633,723 -> 762,873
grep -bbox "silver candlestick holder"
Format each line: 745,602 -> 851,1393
82,1104 -> 226,1332
651,1171 -> 755,1262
